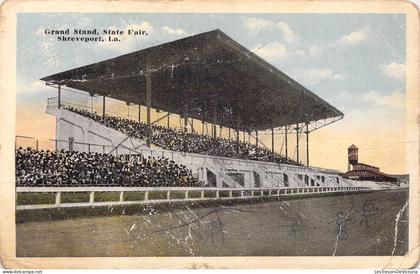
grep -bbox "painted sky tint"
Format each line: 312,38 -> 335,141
16,13 -> 407,174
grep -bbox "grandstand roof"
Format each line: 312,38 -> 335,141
41,29 -> 343,131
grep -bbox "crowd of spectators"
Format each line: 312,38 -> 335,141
63,105 -> 301,166
16,147 -> 198,187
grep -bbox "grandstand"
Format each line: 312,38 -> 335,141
17,29 -> 403,192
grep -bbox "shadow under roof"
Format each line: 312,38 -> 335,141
41,29 -> 344,131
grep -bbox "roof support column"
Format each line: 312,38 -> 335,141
228,128 -> 231,139
271,127 -> 275,153
184,104 -> 188,133
295,124 -> 299,163
167,113 -> 170,128
146,59 -> 152,148
306,123 -> 309,167
138,105 -> 141,122
103,96 -> 106,119
255,130 -> 259,147
236,111 -> 240,154
285,126 -> 288,158
243,131 -> 246,142
212,100 -> 217,139
57,84 -> 61,109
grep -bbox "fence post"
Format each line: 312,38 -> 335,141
241,191 -> 244,198
167,191 -> 171,200
144,191 -> 149,201
229,190 -> 233,198
55,192 -> 61,206
216,190 -> 219,199
119,191 -> 124,202
200,191 -> 205,199
185,190 -> 189,199
89,192 -> 95,203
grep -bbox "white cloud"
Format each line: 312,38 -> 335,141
162,26 -> 188,36
275,22 -> 295,43
253,42 -> 288,60
243,17 -> 296,42
337,29 -> 369,45
307,45 -> 322,57
243,17 -> 273,31
380,62 -> 406,80
363,90 -> 405,110
300,68 -> 344,84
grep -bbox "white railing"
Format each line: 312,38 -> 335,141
16,186 -> 371,210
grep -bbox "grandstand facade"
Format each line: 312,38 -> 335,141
30,29 -> 402,191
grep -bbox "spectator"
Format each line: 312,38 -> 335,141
15,147 -> 198,187
63,105 -> 302,166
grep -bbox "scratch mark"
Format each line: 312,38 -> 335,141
391,200 -> 408,256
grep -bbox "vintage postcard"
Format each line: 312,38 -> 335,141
0,0 -> 419,269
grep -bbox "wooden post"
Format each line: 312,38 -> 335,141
103,96 -> 106,119
55,192 -> 61,205
236,108 -> 240,153
57,85 -> 61,109
138,105 -> 141,122
213,100 -> 217,138
296,124 -> 299,163
271,127 -> 275,153
256,130 -> 259,147
285,126 -> 288,158
306,123 -> 309,167
167,113 -> 170,128
184,104 -> 188,133
146,59 -> 152,148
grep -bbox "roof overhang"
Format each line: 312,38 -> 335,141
41,29 -> 344,131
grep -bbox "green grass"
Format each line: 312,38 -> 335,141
94,192 -> 120,202
148,191 -> 168,200
205,191 -> 217,198
169,191 -> 187,199
124,191 -> 146,201
61,192 -> 90,203
219,191 -> 231,198
188,191 -> 203,198
16,192 -> 56,205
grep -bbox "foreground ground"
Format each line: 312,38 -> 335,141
16,189 -> 408,256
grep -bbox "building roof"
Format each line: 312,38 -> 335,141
41,29 -> 344,131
